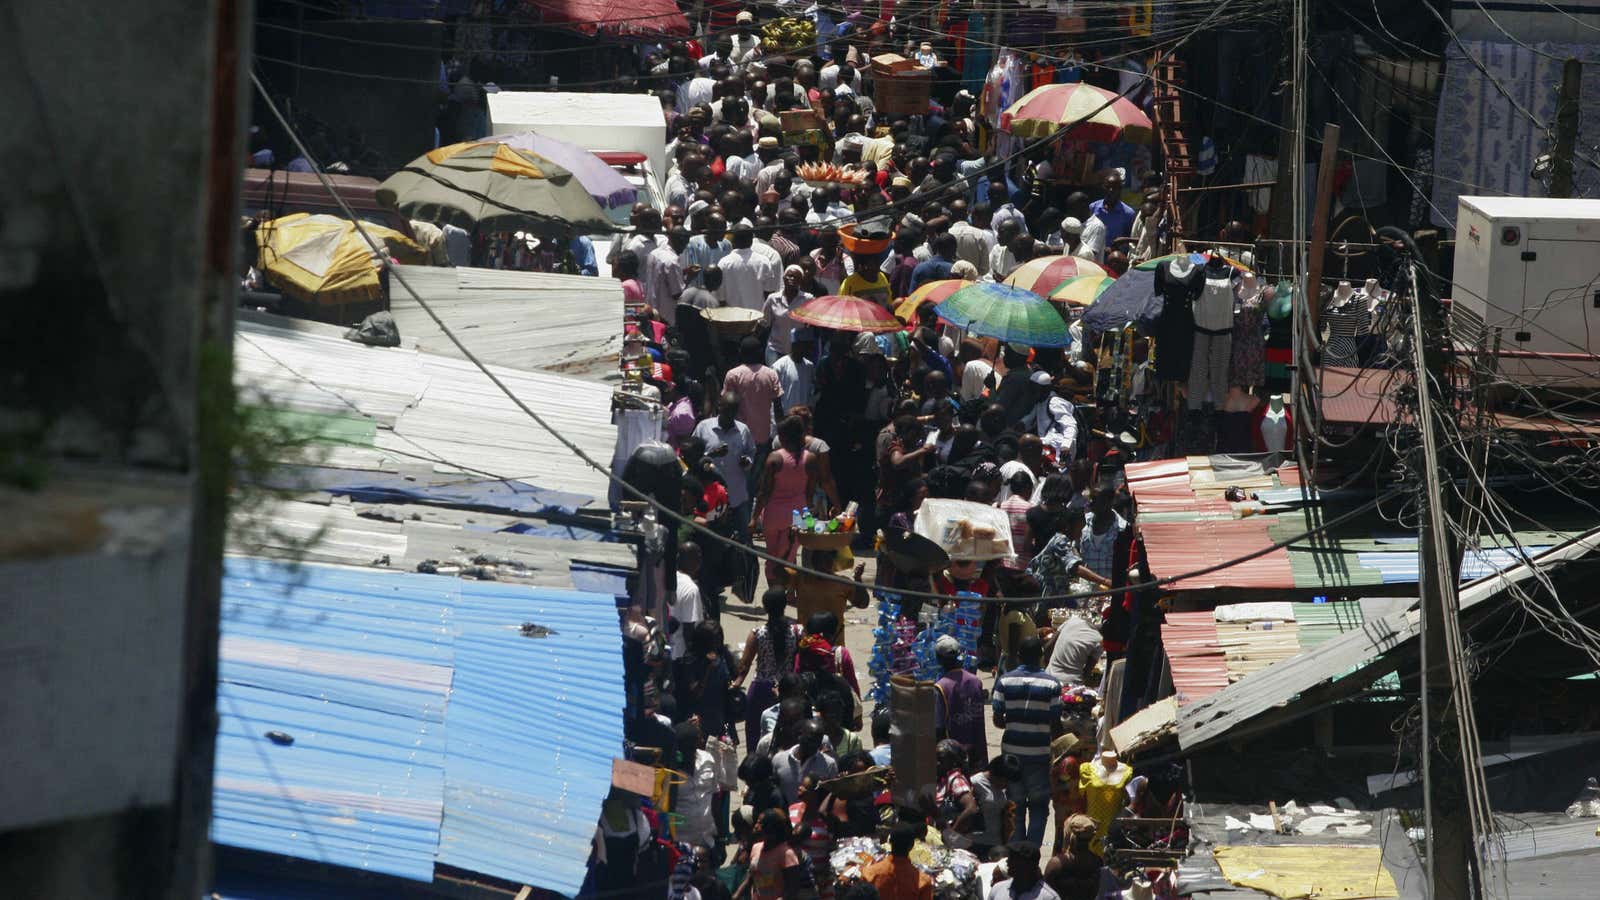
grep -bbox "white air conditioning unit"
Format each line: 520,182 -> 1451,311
1451,196 -> 1600,388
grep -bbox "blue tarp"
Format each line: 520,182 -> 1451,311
268,466 -> 594,516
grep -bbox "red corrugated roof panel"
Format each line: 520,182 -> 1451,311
1163,611 -> 1229,704
1319,366 -> 1400,426
1140,519 -> 1296,590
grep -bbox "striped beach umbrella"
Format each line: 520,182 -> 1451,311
1045,274 -> 1118,308
1000,83 -> 1154,143
1004,254 -> 1108,296
789,295 -> 904,333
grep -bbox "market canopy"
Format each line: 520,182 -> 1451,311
254,213 -> 424,306
378,142 -> 612,234
521,0 -> 689,37
1000,82 -> 1154,143
482,131 -> 638,210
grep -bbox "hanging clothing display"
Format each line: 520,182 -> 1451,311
960,12 -> 992,93
1321,296 -> 1371,368
1079,760 -> 1134,855
609,402 -> 665,508
1229,281 -> 1268,388
1153,258 -> 1203,381
1187,269 -> 1236,409
1254,403 -> 1292,452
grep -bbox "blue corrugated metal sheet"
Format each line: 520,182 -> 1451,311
436,581 -> 627,897
213,558 -> 625,896
212,559 -> 457,882
1355,547 -> 1556,584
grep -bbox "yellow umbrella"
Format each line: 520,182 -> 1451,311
255,213 -> 425,306
1045,274 -> 1118,307
893,278 -> 969,322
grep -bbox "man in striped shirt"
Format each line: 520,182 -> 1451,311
992,635 -> 1063,845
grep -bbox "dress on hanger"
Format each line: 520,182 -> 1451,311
1187,269 -> 1236,409
1229,282 -> 1268,388
1152,259 -> 1202,381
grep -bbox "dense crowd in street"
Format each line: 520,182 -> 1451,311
598,9 -> 1193,899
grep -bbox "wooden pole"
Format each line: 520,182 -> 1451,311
1303,123 -> 1341,337
1550,58 -> 1581,198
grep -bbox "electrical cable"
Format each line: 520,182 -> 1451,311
243,26 -> 1431,609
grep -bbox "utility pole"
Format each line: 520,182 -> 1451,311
1550,58 -> 1581,198
1304,123 -> 1341,337
1407,247 -> 1480,900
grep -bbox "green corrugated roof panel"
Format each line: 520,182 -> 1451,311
245,406 -> 378,447
1286,547 -> 1388,588
1293,601 -> 1366,649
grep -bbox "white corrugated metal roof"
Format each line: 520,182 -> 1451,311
391,266 -> 624,379
234,317 -> 617,506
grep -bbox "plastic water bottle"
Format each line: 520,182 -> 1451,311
791,508 -> 803,531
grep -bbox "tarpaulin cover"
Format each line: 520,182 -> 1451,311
1212,844 -> 1398,899
1080,267 -> 1160,334
523,0 -> 690,37
271,465 -> 593,516
570,561 -> 633,606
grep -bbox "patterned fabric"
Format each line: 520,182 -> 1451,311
1229,285 -> 1267,388
1027,532 -> 1083,598
1432,40 -> 1600,227
991,665 -> 1063,759
1322,301 -> 1371,369
754,622 -> 802,680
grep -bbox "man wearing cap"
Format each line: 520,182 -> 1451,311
730,11 -> 763,66
932,635 -> 988,771
753,138 -> 787,195
1064,192 -> 1105,263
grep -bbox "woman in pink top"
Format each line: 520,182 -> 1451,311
751,415 -> 821,587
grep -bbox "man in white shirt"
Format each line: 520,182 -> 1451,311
645,229 -> 689,320
1046,613 -> 1103,686
717,224 -> 781,311
771,333 -> 816,413
763,264 -> 812,362
1029,372 -> 1080,469
721,131 -> 760,185
1065,191 -> 1105,263
669,542 -> 704,660
949,201 -> 997,272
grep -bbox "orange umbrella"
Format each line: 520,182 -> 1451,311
789,295 -> 904,333
893,279 -> 968,322
1004,254 -> 1107,295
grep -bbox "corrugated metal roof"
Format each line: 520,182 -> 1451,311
1318,365 -> 1401,426
1177,528 -> 1600,749
391,266 -> 624,379
212,559 -> 455,882
1142,519 -> 1297,590
1163,611 -> 1229,704
213,557 -> 626,896
436,581 -> 627,893
235,317 -> 617,507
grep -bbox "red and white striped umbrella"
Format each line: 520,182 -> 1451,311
1000,83 -> 1154,143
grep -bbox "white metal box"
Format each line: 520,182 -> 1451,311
1451,196 -> 1600,387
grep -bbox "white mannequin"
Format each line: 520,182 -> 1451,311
1260,393 -> 1289,452
1094,749 -> 1121,778
1362,277 -> 1378,295
1168,255 -> 1195,279
1331,281 -> 1354,306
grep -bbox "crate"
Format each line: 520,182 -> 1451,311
780,108 -> 825,133
873,69 -> 932,117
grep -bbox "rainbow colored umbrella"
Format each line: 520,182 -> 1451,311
893,279 -> 969,322
1045,274 -> 1118,308
1136,251 -> 1253,274
932,282 -> 1072,349
790,295 -> 904,333
1004,254 -> 1108,296
1000,82 -> 1154,143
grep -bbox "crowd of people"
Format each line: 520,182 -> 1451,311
595,9 -> 1193,900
